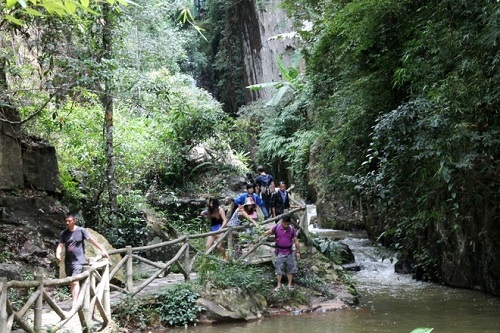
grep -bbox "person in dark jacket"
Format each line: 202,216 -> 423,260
271,181 -> 291,217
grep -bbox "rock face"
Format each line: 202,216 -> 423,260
0,106 -> 23,189
21,137 -> 60,192
0,191 -> 66,279
237,0 -> 300,102
197,288 -> 267,322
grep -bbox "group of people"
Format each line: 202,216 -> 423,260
201,165 -> 300,289
55,166 -> 299,309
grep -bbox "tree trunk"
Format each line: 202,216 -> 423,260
101,3 -> 118,212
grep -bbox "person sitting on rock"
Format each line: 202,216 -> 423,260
200,197 -> 228,260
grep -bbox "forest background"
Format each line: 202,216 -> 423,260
0,0 -> 498,293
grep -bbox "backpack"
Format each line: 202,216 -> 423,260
259,174 -> 272,196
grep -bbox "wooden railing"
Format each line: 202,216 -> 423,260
0,206 -> 307,333
0,260 -> 111,333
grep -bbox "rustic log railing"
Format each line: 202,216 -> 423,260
0,260 -> 111,333
0,206 -> 306,333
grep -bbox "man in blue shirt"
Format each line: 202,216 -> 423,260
235,183 -> 265,216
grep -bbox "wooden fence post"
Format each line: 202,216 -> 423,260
126,246 -> 133,293
102,263 -> 111,318
80,265 -> 92,333
34,275 -> 44,331
184,239 -> 190,280
227,227 -> 234,262
0,278 -> 7,332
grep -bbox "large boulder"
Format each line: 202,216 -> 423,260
197,287 -> 267,322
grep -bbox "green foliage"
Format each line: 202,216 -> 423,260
114,283 -> 203,327
1,0 -> 130,26
272,0 -> 500,284
198,257 -> 270,292
310,238 -> 346,264
153,284 -> 204,327
266,287 -> 309,307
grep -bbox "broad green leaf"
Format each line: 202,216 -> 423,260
42,2 -> 67,15
64,0 -> 76,14
411,328 -> 434,333
5,14 -> 23,25
6,0 -> 18,8
23,7 -> 44,15
74,1 -> 98,14
276,56 -> 291,82
246,82 -> 279,91
80,0 -> 89,8
265,85 -> 289,107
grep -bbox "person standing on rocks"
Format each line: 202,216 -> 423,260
262,215 -> 300,290
201,197 -> 228,260
254,166 -> 274,220
56,213 -> 109,308
271,181 -> 292,218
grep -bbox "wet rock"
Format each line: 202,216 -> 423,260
313,299 -> 347,312
197,287 -> 267,322
394,255 -> 414,274
342,263 -> 361,272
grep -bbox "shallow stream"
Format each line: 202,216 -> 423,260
166,206 -> 500,333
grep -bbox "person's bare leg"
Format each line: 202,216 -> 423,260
276,275 -> 282,289
217,244 -> 227,260
70,280 -> 79,307
205,236 -> 214,253
287,273 -> 293,287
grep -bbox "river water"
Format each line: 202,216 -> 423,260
166,209 -> 499,333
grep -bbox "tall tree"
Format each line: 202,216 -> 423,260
100,3 -> 118,212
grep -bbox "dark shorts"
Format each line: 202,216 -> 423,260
210,224 -> 222,232
65,262 -> 83,277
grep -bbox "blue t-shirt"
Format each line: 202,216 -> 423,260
235,193 -> 264,207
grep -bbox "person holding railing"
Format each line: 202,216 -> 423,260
56,213 -> 109,308
200,197 -> 228,260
